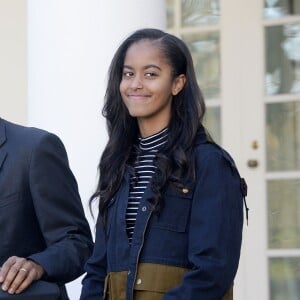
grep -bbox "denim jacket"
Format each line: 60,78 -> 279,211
80,129 -> 245,300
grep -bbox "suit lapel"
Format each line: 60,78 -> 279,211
0,119 -> 8,170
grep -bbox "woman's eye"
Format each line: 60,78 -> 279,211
145,72 -> 157,77
123,71 -> 133,77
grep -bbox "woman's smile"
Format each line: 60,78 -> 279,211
126,94 -> 151,100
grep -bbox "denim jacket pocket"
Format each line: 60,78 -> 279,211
150,185 -> 193,232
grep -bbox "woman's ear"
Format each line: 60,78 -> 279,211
172,74 -> 186,96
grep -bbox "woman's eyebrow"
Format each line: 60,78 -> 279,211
123,65 -> 134,70
144,64 -> 161,71
122,64 -> 161,71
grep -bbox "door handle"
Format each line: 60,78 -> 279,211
247,159 -> 259,168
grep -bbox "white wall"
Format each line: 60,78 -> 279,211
0,0 -> 27,124
27,1 -> 166,298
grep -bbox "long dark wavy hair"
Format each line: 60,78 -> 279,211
90,28 -> 206,222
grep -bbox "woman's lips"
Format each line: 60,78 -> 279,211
127,94 -> 150,100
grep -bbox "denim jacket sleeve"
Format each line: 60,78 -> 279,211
163,147 -> 244,300
80,218 -> 107,300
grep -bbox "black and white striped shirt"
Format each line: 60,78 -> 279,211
126,128 -> 168,243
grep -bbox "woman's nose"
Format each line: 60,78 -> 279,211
130,75 -> 143,89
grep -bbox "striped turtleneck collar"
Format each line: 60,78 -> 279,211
138,127 -> 168,152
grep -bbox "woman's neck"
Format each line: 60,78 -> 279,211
138,117 -> 170,138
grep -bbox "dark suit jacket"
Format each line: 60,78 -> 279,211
0,118 -> 93,299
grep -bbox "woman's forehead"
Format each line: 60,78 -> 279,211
124,40 -> 167,65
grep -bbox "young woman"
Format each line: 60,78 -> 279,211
80,28 -> 247,300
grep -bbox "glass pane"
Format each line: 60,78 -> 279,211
264,0 -> 300,19
181,0 -> 220,26
203,106 -> 221,144
269,257 -> 300,300
268,179 -> 300,249
265,24 -> 300,95
266,101 -> 300,171
183,32 -> 220,99
166,0 -> 175,29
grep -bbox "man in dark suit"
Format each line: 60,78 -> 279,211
0,117 -> 93,299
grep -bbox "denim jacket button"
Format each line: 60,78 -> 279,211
182,188 -> 189,193
136,278 -> 142,285
128,270 -> 131,275
141,206 -> 147,212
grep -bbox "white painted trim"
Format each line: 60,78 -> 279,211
265,171 -> 300,179
263,15 -> 300,26
265,94 -> 300,103
267,249 -> 300,257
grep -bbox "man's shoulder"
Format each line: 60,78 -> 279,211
1,118 -> 53,143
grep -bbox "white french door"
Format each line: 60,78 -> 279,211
166,1 -> 300,299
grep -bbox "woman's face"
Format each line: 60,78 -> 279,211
120,40 -> 185,137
